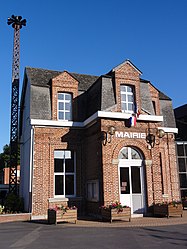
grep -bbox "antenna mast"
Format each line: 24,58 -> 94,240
7,15 -> 26,194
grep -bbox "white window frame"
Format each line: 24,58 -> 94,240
120,85 -> 134,113
119,147 -> 142,160
177,142 -> 187,194
87,180 -> 99,202
54,150 -> 76,198
57,93 -> 72,121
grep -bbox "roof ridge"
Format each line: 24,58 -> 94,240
26,67 -> 99,78
26,66 -> 62,73
70,72 -> 99,78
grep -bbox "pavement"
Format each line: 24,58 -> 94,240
1,211 -> 187,249
1,214 -> 187,249
67,209 -> 187,228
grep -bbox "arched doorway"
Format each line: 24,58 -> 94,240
118,146 -> 146,214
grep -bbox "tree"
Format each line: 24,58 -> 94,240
0,144 -> 20,170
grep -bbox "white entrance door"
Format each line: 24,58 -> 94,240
118,147 -> 145,214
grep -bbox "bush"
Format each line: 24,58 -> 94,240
0,205 -> 5,214
4,193 -> 24,213
0,190 -> 8,205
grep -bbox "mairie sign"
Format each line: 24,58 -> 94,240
115,131 -> 146,139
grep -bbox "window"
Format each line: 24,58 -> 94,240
131,166 -> 141,193
120,85 -> 134,113
152,101 -> 156,114
120,168 -> 130,194
119,147 -> 141,160
54,150 -> 76,197
58,93 -> 72,121
159,152 -> 164,194
177,142 -> 187,198
87,180 -> 99,202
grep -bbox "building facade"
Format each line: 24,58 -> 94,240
20,60 -> 180,219
1,166 -> 20,185
174,104 -> 187,198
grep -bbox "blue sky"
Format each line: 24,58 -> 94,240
0,0 -> 187,152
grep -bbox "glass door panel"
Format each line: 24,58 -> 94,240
120,167 -> 130,194
131,166 -> 141,194
119,167 -> 131,208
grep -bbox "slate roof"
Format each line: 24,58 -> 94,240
83,75 -> 116,120
174,104 -> 187,140
24,67 -> 99,121
140,79 -> 155,115
25,67 -> 99,91
159,91 -> 171,101
30,85 -> 52,120
160,99 -> 176,128
140,78 -> 175,127
21,64 -> 175,128
26,67 -> 61,87
71,73 -> 99,91
174,104 -> 187,119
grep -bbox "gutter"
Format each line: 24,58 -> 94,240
29,126 -> 34,213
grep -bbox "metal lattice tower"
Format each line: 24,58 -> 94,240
7,15 -> 26,194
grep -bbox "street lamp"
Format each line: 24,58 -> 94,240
146,128 -> 165,148
101,126 -> 116,146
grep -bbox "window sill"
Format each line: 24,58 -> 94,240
48,197 -> 69,203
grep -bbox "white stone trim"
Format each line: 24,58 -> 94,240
144,160 -> 153,166
83,112 -> 98,126
112,159 -> 119,164
137,114 -> 163,122
97,111 -> 131,120
31,215 -> 47,220
30,111 -> 163,128
30,119 -> 83,127
48,197 -> 69,202
158,127 -> 178,133
92,111 -> 163,122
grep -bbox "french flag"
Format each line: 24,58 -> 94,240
129,116 -> 137,127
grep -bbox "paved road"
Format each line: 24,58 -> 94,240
1,221 -> 187,249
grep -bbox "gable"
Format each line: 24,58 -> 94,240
52,71 -> 79,89
112,60 -> 142,76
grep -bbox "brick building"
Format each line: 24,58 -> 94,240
19,59 -> 180,219
1,166 -> 20,185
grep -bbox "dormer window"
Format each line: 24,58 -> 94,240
58,93 -> 72,121
120,85 -> 135,113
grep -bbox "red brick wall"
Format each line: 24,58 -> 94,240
100,118 -> 180,209
149,83 -> 160,115
114,62 -> 141,112
0,213 -> 31,223
31,120 -> 180,217
81,121 -> 102,214
32,126 -> 85,216
3,166 -> 20,184
51,71 -> 78,120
